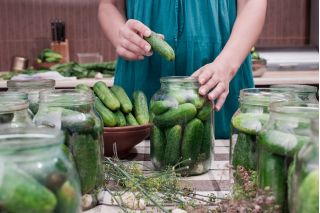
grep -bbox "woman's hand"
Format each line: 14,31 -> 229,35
192,60 -> 237,111
117,19 -> 153,60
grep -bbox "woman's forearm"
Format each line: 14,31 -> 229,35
217,0 -> 267,75
98,0 -> 126,48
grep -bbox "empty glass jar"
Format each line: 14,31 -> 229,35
7,79 -> 55,115
0,91 -> 33,128
150,77 -> 213,176
33,89 -> 104,195
257,101 -> 319,212
0,128 -> 81,213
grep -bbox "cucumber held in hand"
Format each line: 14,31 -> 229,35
110,85 -> 133,113
0,164 -> 57,213
133,91 -> 149,125
93,81 -> 120,111
144,32 -> 175,61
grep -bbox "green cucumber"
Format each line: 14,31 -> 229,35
72,134 -> 101,194
144,32 -> 175,61
150,98 -> 178,115
75,84 -> 92,92
55,180 -> 80,213
200,119 -> 213,161
259,130 -> 310,157
125,113 -> 139,126
94,99 -> 117,127
93,81 -> 120,110
164,125 -> 182,166
298,170 -> 319,213
231,113 -> 269,135
114,110 -> 126,127
0,164 -> 57,213
191,95 -> 206,109
153,103 -> 197,127
181,118 -> 204,167
61,108 -> 96,133
232,132 -> 256,170
110,85 -> 133,113
150,125 -> 166,169
197,101 -> 212,121
258,148 -> 286,210
133,91 -> 149,125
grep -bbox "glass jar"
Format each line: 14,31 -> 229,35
271,84 -> 318,103
257,101 -> 319,212
33,89 -> 104,195
0,92 -> 33,128
7,79 -> 55,115
230,88 -> 290,199
150,77 -> 213,176
0,128 -> 81,213
289,118 -> 319,213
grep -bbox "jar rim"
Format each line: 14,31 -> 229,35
0,91 -> 28,100
0,100 -> 29,112
7,79 -> 55,89
160,76 -> 198,83
0,128 -> 63,151
270,84 -> 318,93
39,89 -> 94,105
269,100 -> 319,116
239,88 -> 290,106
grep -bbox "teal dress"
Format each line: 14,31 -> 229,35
115,0 -> 254,139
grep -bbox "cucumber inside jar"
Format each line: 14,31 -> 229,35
150,76 -> 213,176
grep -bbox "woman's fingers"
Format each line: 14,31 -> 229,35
120,38 -> 150,56
207,82 -> 227,101
214,91 -> 228,111
197,67 -> 213,85
116,46 -> 144,61
120,27 -> 151,53
199,77 -> 219,96
127,19 -> 151,37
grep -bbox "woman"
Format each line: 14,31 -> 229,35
98,0 -> 267,139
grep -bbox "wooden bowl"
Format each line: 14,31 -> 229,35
103,124 -> 152,158
252,58 -> 267,77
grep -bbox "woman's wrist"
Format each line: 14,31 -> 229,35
213,53 -> 240,80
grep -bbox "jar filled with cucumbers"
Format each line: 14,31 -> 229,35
150,77 -> 213,176
270,84 -> 318,103
7,79 -> 55,115
230,88 -> 290,199
289,118 -> 319,213
0,91 -> 33,128
257,101 -> 319,212
0,127 -> 81,213
33,89 -> 104,196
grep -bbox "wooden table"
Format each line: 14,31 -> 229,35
254,70 -> 319,86
0,70 -> 318,89
85,139 -> 230,213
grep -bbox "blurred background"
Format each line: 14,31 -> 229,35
0,0 -> 318,72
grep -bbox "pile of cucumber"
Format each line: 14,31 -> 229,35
150,91 -> 213,175
75,82 -> 149,127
